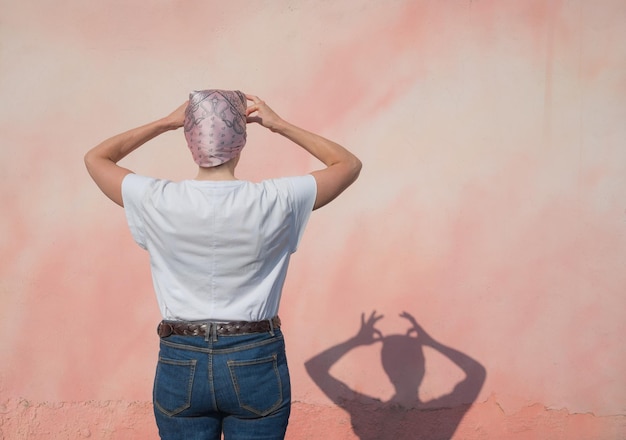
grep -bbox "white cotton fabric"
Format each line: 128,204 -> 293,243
121,173 -> 317,322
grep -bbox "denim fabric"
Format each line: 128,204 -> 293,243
153,329 -> 291,440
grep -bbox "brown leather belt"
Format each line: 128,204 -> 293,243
157,316 -> 281,338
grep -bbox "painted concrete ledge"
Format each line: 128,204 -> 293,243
1,397 -> 624,439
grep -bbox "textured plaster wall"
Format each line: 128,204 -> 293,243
1,0 -> 625,439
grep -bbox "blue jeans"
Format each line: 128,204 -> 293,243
153,329 -> 291,440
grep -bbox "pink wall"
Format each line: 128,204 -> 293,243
2,1 -> 625,438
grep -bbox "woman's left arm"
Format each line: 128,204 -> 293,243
84,101 -> 188,206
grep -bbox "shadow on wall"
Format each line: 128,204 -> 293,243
305,311 -> 486,440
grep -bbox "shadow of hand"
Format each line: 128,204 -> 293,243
400,311 -> 435,346
353,311 -> 384,345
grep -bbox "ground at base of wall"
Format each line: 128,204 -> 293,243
1,397 -> 624,440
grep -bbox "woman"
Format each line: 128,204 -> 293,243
84,89 -> 361,440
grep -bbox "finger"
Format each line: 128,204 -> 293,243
245,104 -> 259,116
369,310 -> 382,322
246,116 -> 261,124
372,311 -> 384,323
245,94 -> 261,104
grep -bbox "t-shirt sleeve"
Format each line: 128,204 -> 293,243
121,173 -> 156,250
283,174 -> 317,252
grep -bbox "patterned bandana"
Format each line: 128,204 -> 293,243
184,89 -> 247,167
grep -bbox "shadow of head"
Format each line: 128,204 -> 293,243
380,334 -> 425,394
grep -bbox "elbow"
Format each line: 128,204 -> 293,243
84,146 -> 109,171
84,148 -> 106,177
304,358 -> 322,378
351,155 -> 362,172
83,149 -> 100,175
350,156 -> 362,182
83,150 -> 94,172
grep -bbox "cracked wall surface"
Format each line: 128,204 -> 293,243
1,0 -> 625,438
1,399 -> 625,439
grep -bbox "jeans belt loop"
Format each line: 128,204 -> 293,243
269,318 -> 275,336
211,322 -> 218,342
202,323 -> 210,342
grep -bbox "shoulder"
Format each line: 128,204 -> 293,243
259,175 -> 317,215
122,173 -> 158,188
121,174 -> 170,206
262,175 -> 317,198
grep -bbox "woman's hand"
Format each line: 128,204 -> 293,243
245,94 -> 285,132
245,92 -> 361,210
163,100 -> 189,130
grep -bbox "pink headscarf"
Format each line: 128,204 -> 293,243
184,89 -> 247,167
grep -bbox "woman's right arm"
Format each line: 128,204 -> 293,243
245,94 -> 362,210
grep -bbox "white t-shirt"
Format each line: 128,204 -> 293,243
121,173 -> 317,322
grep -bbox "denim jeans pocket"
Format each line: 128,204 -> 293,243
228,354 -> 283,416
154,357 -> 197,417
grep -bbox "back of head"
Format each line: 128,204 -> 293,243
184,89 -> 247,167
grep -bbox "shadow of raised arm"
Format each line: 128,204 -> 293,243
306,311 -> 487,440
400,311 -> 486,408
305,311 -> 383,404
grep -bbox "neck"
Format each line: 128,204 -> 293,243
194,162 -> 237,181
390,388 -> 420,406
